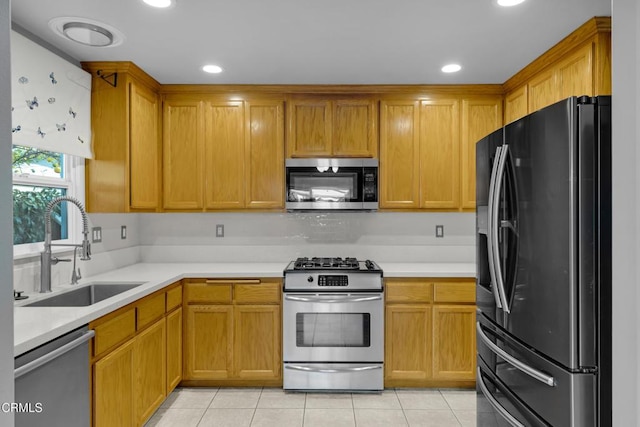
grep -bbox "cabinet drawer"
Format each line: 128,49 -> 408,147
386,281 -> 432,303
235,281 -> 280,304
93,308 -> 136,358
166,285 -> 183,311
433,281 -> 476,303
185,282 -> 233,304
137,293 -> 166,330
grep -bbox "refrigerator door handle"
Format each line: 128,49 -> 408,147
477,368 -> 526,427
477,322 -> 556,387
491,144 -> 511,313
487,145 -> 504,309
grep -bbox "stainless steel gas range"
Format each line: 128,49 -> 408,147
282,257 -> 384,392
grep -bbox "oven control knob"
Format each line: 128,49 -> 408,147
307,276 -> 314,283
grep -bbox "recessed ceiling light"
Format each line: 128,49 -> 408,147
496,0 -> 526,6
203,65 -> 223,74
49,17 -> 125,48
142,0 -> 174,8
441,64 -> 462,73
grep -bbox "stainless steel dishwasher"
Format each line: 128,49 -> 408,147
14,326 -> 94,427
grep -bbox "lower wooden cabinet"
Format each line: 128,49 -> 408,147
94,340 -> 134,427
385,278 -> 476,388
166,307 -> 183,393
90,283 -> 182,427
183,279 -> 282,386
134,318 -> 166,425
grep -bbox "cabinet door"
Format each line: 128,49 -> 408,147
245,100 -> 285,209
385,304 -> 431,381
233,305 -> 281,380
129,82 -> 159,210
184,305 -> 233,380
134,318 -> 166,426
432,305 -> 476,381
557,43 -> 594,99
332,98 -> 377,157
379,100 -> 420,208
461,98 -> 502,210
419,99 -> 460,209
504,85 -> 528,124
163,98 -> 204,209
528,67 -> 558,113
166,307 -> 183,394
204,101 -> 245,209
94,340 -> 134,427
287,99 -> 332,157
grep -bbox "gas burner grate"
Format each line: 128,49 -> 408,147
293,257 -> 360,270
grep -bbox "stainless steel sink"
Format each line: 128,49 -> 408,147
25,283 -> 144,307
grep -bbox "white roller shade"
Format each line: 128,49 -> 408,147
11,31 -> 93,158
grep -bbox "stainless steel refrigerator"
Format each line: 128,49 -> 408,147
475,96 -> 611,427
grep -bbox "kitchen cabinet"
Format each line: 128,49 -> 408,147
460,97 -> 503,210
162,97 -> 205,210
90,283 -> 182,427
503,17 -> 610,122
162,95 -> 284,211
384,278 -> 476,388
183,278 -> 282,386
82,62 -> 161,213
133,318 -> 166,425
286,96 -> 377,158
381,96 -> 498,211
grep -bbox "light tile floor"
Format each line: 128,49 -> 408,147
144,387 -> 480,427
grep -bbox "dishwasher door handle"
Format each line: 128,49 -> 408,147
15,330 -> 95,379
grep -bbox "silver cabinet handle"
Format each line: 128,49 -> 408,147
15,330 -> 95,379
284,295 -> 382,303
285,364 -> 382,373
491,144 -> 511,313
477,367 -> 525,427
477,322 -> 555,387
487,145 -> 504,309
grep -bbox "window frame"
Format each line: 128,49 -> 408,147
12,151 -> 85,259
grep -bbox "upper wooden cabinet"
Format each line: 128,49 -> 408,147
503,17 -> 610,124
162,94 -> 284,211
82,62 -> 161,213
460,97 -> 502,210
286,96 -> 377,158
380,94 -> 500,211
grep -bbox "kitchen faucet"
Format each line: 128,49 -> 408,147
40,196 -> 91,293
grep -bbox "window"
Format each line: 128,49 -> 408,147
12,145 -> 84,257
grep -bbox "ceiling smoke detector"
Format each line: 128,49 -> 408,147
49,17 -> 124,48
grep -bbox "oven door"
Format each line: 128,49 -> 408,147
283,293 -> 384,363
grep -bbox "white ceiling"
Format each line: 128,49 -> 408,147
10,0 -> 611,85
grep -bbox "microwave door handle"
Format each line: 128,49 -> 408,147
492,144 -> 511,313
477,368 -> 526,427
476,322 -> 555,387
284,295 -> 383,303
487,146 -> 504,309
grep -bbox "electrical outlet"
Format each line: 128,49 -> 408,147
216,224 -> 224,238
121,225 -> 127,240
92,226 -> 102,243
435,225 -> 444,238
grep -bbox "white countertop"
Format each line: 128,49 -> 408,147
14,262 -> 475,356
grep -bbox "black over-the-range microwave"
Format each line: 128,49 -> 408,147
285,158 -> 378,210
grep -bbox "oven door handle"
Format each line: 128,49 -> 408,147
285,364 -> 383,373
284,295 -> 383,303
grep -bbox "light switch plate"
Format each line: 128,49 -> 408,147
435,225 -> 444,238
216,224 -> 224,238
121,226 -> 127,240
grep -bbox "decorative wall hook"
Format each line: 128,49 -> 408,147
96,70 -> 118,87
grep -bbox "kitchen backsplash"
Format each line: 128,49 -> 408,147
14,211 -> 475,292
138,212 -> 475,263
